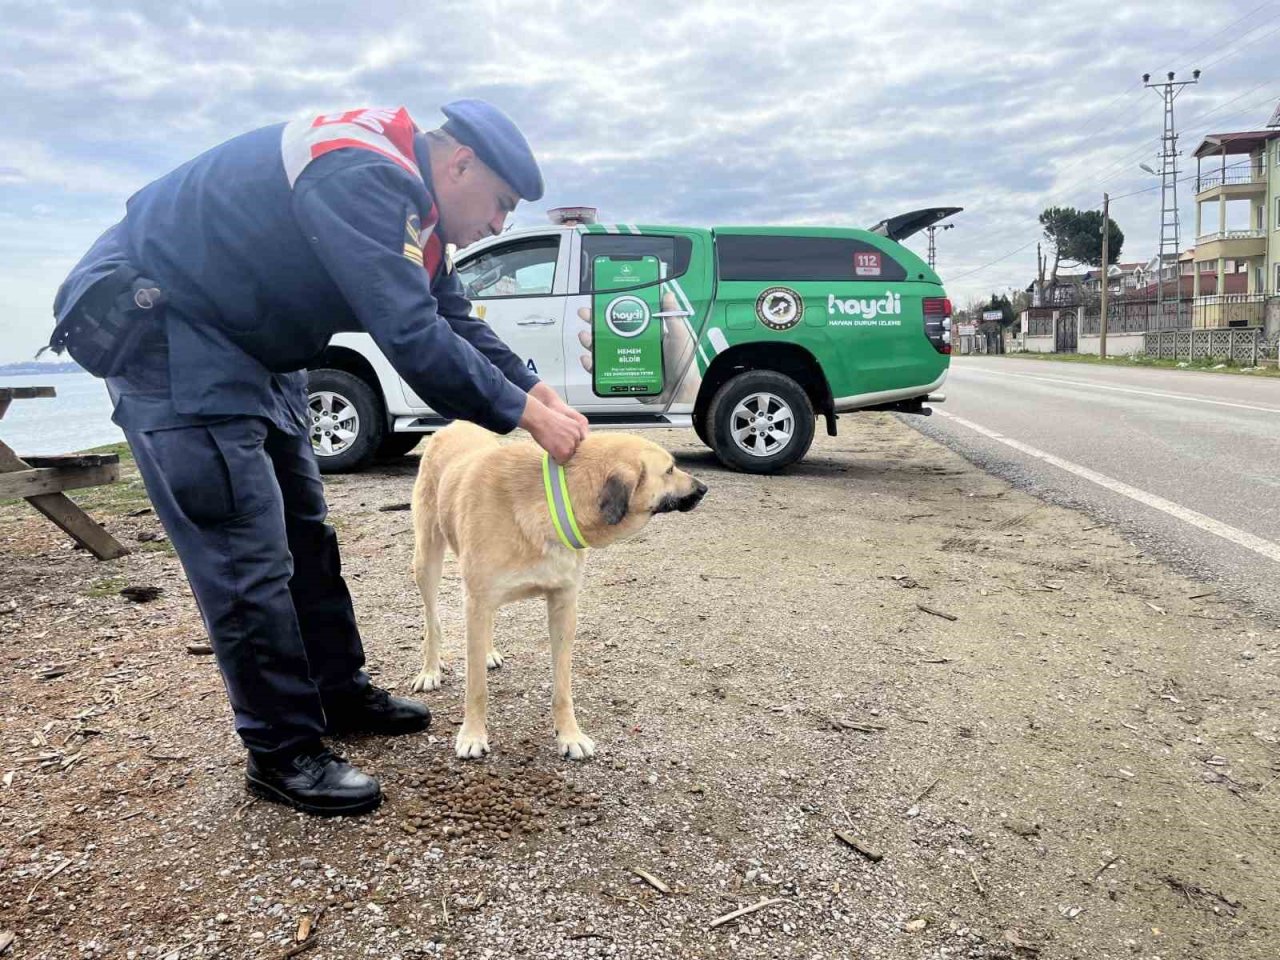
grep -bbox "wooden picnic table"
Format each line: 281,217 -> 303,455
0,385 -> 129,560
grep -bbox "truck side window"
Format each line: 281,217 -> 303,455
580,235 -> 693,293
716,235 -> 908,282
457,237 -> 560,299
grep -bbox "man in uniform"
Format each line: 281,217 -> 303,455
49,100 -> 585,817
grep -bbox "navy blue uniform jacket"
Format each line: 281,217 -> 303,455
53,112 -> 537,435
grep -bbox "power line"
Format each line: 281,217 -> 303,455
1075,72 -> 1280,197
947,157 -> 1249,282
1195,17 -> 1280,73
948,238 -> 1045,283
949,81 -> 1280,284
1157,1 -> 1277,69
950,16 -> 1280,258
1106,82 -> 1280,188
964,11 -> 1280,244
942,9 -> 1280,287
1108,157 -> 1256,202
1108,158 -> 1255,202
1038,3 -> 1280,186
993,9 -> 1273,194
1049,78 -> 1279,207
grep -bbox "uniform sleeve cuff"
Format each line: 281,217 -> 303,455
510,365 -> 541,392
489,379 -> 529,434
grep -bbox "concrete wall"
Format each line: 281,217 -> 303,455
1022,335 -> 1057,354
1266,296 -> 1280,340
1078,333 -> 1145,356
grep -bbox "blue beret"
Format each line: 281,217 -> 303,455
441,99 -> 544,202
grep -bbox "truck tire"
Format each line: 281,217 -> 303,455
376,431 -> 424,460
693,411 -> 710,447
705,370 -> 815,474
306,369 -> 385,474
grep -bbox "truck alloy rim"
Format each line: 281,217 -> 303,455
308,391 -> 360,457
730,392 -> 794,457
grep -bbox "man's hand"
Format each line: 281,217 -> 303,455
530,381 -> 589,434
520,394 -> 587,464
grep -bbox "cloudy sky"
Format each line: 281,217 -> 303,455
2,0 -> 1278,363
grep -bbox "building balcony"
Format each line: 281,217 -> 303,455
1193,229 -> 1267,261
1195,166 -> 1267,199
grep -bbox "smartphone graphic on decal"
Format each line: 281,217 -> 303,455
591,255 -> 665,397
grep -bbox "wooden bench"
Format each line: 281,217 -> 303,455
0,386 -> 129,560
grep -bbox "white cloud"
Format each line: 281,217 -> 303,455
1,0 -> 1278,361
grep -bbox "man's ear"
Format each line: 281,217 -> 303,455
598,469 -> 635,525
449,144 -> 475,180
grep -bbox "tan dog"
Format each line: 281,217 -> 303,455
408,423 -> 707,760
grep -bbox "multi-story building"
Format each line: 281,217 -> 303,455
1191,114 -> 1280,327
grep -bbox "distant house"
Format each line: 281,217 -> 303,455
1133,247 -> 1250,297
1026,272 -> 1089,306
1082,261 -> 1148,296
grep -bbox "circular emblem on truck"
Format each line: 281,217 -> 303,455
755,286 -> 804,330
604,295 -> 651,338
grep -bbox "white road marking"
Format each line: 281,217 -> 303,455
937,410 -> 1280,565
957,368 -> 1280,415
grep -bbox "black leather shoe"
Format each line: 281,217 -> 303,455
323,684 -> 431,736
245,745 -> 381,817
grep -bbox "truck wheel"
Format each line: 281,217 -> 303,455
706,370 -> 815,473
306,369 -> 385,474
376,431 -> 424,459
693,412 -> 709,447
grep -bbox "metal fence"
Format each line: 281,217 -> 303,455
1143,327 -> 1266,365
1191,294 -> 1267,329
1078,294 -> 1268,336
1025,309 -> 1055,337
1025,296 -> 1278,360
1080,296 -> 1192,335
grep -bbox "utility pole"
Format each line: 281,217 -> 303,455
925,222 -> 954,270
1099,192 -> 1110,359
1035,242 -> 1043,306
1143,69 -> 1200,329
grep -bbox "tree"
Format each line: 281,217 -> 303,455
963,294 -> 988,319
1007,287 -> 1032,316
1038,206 -> 1124,301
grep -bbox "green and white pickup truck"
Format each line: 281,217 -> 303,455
306,207 -> 955,474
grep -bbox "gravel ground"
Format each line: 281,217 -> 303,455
1,415 -> 1277,960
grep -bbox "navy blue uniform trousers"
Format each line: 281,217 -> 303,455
124,415 -> 369,757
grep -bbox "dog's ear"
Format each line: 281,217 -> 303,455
598,469 -> 636,525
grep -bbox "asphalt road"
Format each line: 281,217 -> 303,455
910,356 -> 1280,619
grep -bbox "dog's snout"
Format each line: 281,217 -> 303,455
677,479 -> 708,512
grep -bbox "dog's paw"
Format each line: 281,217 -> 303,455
455,727 -> 490,760
485,650 -> 504,671
409,667 -> 443,692
556,730 -> 596,761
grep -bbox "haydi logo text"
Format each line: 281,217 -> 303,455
828,292 -> 902,318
